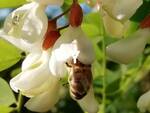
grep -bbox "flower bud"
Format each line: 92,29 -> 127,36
137,90 -> 150,112
106,28 -> 150,64
69,2 -> 83,27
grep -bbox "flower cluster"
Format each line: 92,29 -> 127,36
97,0 -> 150,64
88,1 -> 150,112
1,0 -> 150,113
100,1 -> 150,113
0,0 -> 98,113
99,2 -> 150,112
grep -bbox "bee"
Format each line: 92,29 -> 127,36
66,59 -> 92,100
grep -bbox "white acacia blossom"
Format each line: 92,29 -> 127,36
10,50 -> 61,112
49,26 -> 98,113
0,2 -> 48,53
98,0 -> 143,38
0,0 -> 65,112
101,0 -> 143,21
106,28 -> 150,64
49,26 -> 95,76
102,12 -> 125,38
137,90 -> 150,112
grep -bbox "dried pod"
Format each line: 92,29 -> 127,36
69,2 -> 83,27
42,30 -> 60,50
140,15 -> 150,29
66,59 -> 92,100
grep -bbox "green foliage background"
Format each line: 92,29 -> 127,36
0,0 -> 150,113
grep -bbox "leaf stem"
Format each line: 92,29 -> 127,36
17,92 -> 23,113
52,8 -> 71,21
101,34 -> 107,113
98,10 -> 107,113
58,24 -> 69,31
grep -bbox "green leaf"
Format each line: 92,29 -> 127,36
84,12 -> 104,35
0,39 -> 21,72
0,105 -> 13,113
0,0 -> 27,8
82,23 -> 100,37
0,77 -> 16,106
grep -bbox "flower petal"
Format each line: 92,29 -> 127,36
103,12 -> 125,37
54,26 -> 95,64
77,87 -> 99,113
25,79 -> 60,112
4,2 -> 48,42
21,77 -> 53,97
106,28 -> 150,64
49,51 -> 67,77
137,90 -> 150,112
49,26 -> 95,76
10,51 -> 51,93
0,2 -> 48,52
22,52 -> 42,71
102,0 -> 143,21
0,30 -> 42,52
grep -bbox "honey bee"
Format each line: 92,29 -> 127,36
66,59 -> 92,100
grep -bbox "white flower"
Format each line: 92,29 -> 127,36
102,12 -> 125,38
10,50 -> 61,112
0,2 -> 48,53
49,26 -> 95,76
25,77 -> 60,112
93,0 -> 142,38
97,0 -> 143,38
101,0 -> 143,21
106,28 -> 150,64
10,51 -> 50,94
49,26 -> 98,113
78,87 -> 99,113
137,90 -> 150,112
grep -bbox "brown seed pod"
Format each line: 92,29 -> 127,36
42,30 -> 60,50
140,14 -> 150,29
69,2 -> 83,27
66,59 -> 92,100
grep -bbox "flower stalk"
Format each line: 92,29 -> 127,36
17,92 -> 24,113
